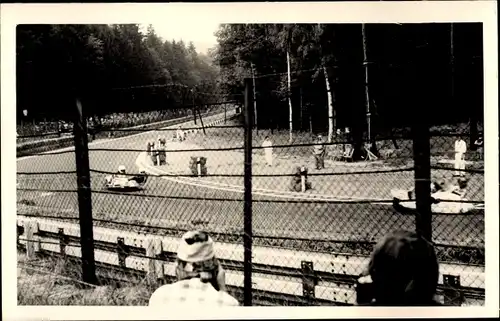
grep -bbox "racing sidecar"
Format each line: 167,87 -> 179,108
104,173 -> 148,192
391,188 -> 481,215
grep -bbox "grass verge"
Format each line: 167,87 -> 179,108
17,251 -> 156,305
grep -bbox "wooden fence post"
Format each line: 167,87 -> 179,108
25,220 -> 39,260
145,236 -> 162,284
443,274 -> 463,306
73,98 -> 98,285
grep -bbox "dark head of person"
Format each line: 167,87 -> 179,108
358,230 -> 441,306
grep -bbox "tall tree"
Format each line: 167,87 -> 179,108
16,24 -> 220,121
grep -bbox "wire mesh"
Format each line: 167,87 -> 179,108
15,21 -> 487,308
16,85 -> 485,308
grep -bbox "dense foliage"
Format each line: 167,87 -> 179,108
17,23 -> 483,155
213,23 -> 483,135
16,24 -> 220,122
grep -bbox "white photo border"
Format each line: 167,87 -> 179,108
2,1 -> 498,319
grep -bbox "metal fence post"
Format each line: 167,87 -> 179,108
412,119 -> 432,242
243,77 -> 254,306
73,98 -> 98,285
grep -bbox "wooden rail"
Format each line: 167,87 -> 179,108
17,216 -> 485,306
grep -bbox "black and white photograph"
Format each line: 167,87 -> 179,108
2,2 -> 498,319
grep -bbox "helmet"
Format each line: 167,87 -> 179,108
457,177 -> 468,189
118,165 -> 126,173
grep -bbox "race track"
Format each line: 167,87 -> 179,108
16,112 -> 485,248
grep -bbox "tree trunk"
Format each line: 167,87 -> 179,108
299,87 -> 303,130
287,51 -> 293,143
323,65 -> 335,143
251,63 -> 258,133
191,91 -> 197,125
450,23 -> 455,111
309,112 -> 313,134
362,24 -> 378,157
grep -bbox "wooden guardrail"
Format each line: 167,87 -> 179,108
17,216 -> 485,306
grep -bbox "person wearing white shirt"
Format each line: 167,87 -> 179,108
148,231 -> 239,307
454,136 -> 467,176
176,126 -> 185,142
261,136 -> 273,166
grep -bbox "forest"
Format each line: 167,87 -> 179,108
16,24 -> 220,122
17,23 -> 483,150
213,23 -> 483,140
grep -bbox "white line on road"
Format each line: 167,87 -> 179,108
136,152 -> 391,204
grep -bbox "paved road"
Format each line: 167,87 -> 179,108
16,112 -> 484,247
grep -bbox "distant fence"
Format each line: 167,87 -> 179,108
17,216 -> 485,306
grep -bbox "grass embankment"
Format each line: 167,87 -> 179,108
17,252 -> 155,305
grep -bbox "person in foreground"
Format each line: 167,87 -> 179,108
356,230 -> 442,306
148,230 -> 240,307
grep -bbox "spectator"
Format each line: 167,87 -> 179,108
158,135 -> 167,147
147,141 -> 154,156
176,126 -> 185,142
356,230 -> 441,306
474,136 -> 483,160
261,136 -> 273,166
148,231 -> 239,307
454,136 -> 467,177
313,134 -> 326,170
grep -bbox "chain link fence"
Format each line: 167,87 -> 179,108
17,81 -> 484,306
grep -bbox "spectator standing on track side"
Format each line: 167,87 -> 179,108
356,230 -> 441,306
177,126 -> 185,142
454,136 -> 467,177
313,135 -> 326,170
156,135 -> 167,165
261,136 -> 274,166
148,231 -> 239,307
474,136 -> 483,160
